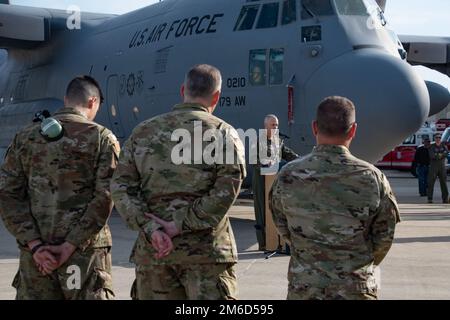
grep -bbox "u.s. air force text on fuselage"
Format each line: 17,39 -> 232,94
129,14 -> 224,49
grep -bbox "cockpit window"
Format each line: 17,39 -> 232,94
256,3 -> 279,29
249,49 -> 267,86
269,49 -> 284,85
301,0 -> 334,19
234,5 -> 260,31
282,0 -> 297,25
334,0 -> 371,16
302,25 -> 322,42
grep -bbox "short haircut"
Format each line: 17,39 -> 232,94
65,75 -> 104,107
316,96 -> 356,137
264,114 -> 278,125
184,64 -> 222,99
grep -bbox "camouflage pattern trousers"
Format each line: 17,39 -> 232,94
13,247 -> 114,300
132,263 -> 237,300
287,282 -> 378,300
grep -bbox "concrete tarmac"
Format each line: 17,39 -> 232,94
1,170 -> 450,300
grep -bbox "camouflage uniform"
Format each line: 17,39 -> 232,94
252,136 -> 298,250
0,107 -> 119,300
269,145 -> 400,300
427,142 -> 449,203
111,103 -> 246,300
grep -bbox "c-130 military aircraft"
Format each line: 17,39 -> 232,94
0,0 -> 449,164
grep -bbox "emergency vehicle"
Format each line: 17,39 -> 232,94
442,127 -> 450,146
376,124 -> 435,170
435,119 -> 450,132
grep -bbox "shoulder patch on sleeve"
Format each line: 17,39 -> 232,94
103,130 -> 121,159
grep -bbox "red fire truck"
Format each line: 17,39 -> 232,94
376,125 -> 435,170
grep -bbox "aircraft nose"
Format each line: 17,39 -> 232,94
304,48 -> 430,163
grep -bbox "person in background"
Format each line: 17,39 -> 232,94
413,136 -> 431,196
427,133 -> 449,204
252,114 -> 299,251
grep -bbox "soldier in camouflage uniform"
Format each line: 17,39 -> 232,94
269,96 -> 400,300
111,64 -> 246,300
0,76 -> 119,300
427,133 -> 449,203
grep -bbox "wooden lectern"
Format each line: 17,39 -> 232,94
264,174 -> 287,251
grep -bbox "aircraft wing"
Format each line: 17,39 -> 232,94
0,4 -> 116,50
0,5 -> 52,48
399,35 -> 450,77
376,0 -> 449,76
